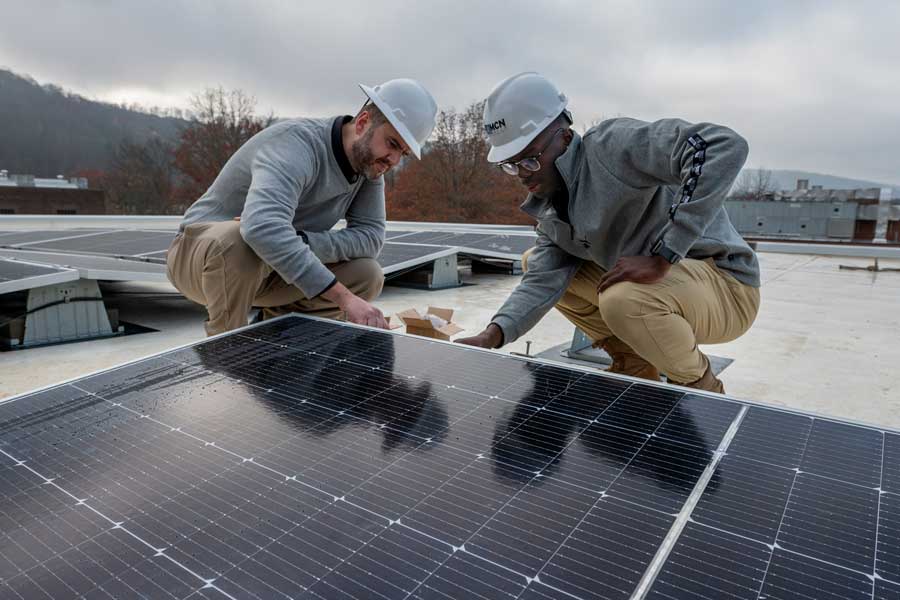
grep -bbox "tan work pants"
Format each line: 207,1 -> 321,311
166,221 -> 384,336
524,250 -> 760,384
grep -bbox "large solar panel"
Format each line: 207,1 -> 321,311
377,242 -> 457,275
0,257 -> 79,294
1,316 -> 897,599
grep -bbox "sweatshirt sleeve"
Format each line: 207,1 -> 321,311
601,118 -> 749,258
239,133 -> 336,298
303,177 -> 386,263
490,229 -> 581,346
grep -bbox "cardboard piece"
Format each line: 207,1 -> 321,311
394,306 -> 464,341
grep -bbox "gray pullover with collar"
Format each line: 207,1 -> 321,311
491,117 -> 760,346
179,117 -> 385,298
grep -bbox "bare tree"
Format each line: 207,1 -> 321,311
173,87 -> 275,205
733,168 -> 777,200
387,101 -> 530,224
104,136 -> 177,214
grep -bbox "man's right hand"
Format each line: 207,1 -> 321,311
322,282 -> 389,329
455,323 -> 503,349
341,294 -> 389,329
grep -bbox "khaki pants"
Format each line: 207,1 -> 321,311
166,221 -> 384,336
524,249 -> 760,384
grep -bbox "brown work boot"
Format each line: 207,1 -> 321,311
598,337 -> 661,382
680,357 -> 725,394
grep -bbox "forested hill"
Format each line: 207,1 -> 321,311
0,68 -> 185,177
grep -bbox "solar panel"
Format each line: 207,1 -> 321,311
0,257 -> 80,294
377,242 -> 457,275
469,232 -> 537,257
0,229 -> 112,247
384,230 -> 419,240
385,231 -> 461,245
386,230 -> 537,260
0,315 -> 897,600
20,230 -> 176,257
0,249 -> 168,282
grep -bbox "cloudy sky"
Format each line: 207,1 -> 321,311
1,0 -> 898,183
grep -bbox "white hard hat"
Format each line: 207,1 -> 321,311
482,72 -> 569,163
359,78 -> 438,159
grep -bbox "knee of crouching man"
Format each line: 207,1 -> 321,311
357,258 -> 385,300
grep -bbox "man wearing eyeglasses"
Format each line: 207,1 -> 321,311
456,72 -> 760,394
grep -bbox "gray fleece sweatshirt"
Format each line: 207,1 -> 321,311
492,117 -> 760,345
180,117 -> 385,298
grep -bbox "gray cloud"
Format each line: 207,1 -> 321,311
1,0 -> 898,183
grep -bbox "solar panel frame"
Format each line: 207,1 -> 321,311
0,257 -> 80,294
1,313 -> 899,600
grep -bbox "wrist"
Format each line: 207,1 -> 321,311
651,255 -> 671,270
323,284 -> 354,307
485,323 -> 504,348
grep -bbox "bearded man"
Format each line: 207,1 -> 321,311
167,79 -> 438,335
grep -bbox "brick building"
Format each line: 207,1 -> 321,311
0,170 -> 106,215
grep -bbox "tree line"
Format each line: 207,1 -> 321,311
100,91 -> 531,223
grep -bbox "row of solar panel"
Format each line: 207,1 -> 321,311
0,315 -> 895,599
0,228 -> 536,262
0,228 -> 536,294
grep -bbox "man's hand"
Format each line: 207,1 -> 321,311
455,323 -> 503,349
598,255 -> 672,293
322,283 -> 389,329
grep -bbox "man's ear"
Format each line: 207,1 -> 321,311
355,110 -> 370,135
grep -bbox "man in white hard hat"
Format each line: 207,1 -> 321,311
457,72 -> 760,394
167,79 -> 438,336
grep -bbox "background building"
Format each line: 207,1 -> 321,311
726,179 -> 900,242
0,169 -> 106,215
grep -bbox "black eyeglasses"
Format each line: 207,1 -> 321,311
498,128 -> 565,176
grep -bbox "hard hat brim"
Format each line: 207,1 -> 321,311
486,134 -> 537,164
359,84 -> 423,159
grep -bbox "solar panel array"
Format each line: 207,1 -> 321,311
0,229 -> 173,263
0,315 -> 896,599
0,230 -> 462,288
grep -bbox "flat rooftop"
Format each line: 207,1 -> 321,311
3,250 -> 899,430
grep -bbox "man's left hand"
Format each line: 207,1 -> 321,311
598,255 -> 671,293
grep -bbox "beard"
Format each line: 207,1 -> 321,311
350,125 -> 388,181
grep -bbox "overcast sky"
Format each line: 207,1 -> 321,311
1,1 -> 898,183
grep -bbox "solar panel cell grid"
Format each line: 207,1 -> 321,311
646,522 -> 770,600
884,433 -> 900,494
0,315 -> 897,599
691,454 -> 795,543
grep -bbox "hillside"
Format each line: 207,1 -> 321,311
0,69 -> 186,178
